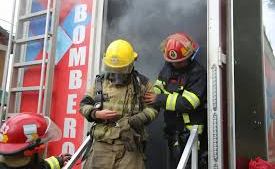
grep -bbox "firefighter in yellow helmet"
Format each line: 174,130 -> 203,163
0,113 -> 71,169
144,32 -> 208,169
80,39 -> 158,169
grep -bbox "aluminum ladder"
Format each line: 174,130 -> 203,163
0,0 -> 60,122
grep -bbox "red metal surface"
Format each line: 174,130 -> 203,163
20,1 -> 94,168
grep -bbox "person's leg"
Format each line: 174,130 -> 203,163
115,146 -> 145,169
167,133 -> 189,169
198,131 -> 208,169
83,141 -> 116,169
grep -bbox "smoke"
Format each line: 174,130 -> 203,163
263,0 -> 275,56
104,1 -> 207,168
267,0 -> 275,9
105,0 -> 207,78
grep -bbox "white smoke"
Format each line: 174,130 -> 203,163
105,0 -> 207,78
104,1 -> 207,168
263,0 -> 275,56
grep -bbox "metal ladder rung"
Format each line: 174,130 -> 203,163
11,86 -> 44,92
15,35 -> 49,44
19,9 -> 53,21
13,59 -> 48,68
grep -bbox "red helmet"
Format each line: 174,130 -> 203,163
0,113 -> 61,155
162,32 -> 199,63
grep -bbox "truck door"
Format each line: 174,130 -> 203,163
100,0 -> 207,168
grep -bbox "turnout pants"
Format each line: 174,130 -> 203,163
83,141 -> 145,169
166,129 -> 208,169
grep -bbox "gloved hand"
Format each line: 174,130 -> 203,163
129,114 -> 144,133
58,153 -> 72,167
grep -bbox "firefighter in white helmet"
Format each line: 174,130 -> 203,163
0,113 -> 71,169
80,39 -> 158,169
144,32 -> 208,169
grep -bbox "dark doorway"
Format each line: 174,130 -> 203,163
102,0 -> 207,168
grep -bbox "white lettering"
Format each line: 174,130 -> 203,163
69,70 -> 82,89
67,94 -> 77,114
74,4 -> 87,23
62,142 -> 75,155
73,25 -> 85,44
60,3 -> 89,156
63,118 -> 76,138
69,46 -> 86,67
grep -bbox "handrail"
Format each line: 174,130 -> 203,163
63,135 -> 93,169
177,125 -> 199,169
64,125 -> 199,169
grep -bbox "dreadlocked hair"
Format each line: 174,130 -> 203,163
121,71 -> 143,116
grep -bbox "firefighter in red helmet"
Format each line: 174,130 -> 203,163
0,113 -> 71,169
144,32 -> 208,169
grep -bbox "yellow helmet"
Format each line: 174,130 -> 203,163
103,39 -> 138,73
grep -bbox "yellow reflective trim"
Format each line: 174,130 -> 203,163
53,157 -> 60,169
45,156 -> 60,169
182,90 -> 200,109
153,86 -> 162,94
154,80 -> 171,95
182,113 -> 190,124
45,157 -> 54,169
166,93 -> 179,111
163,89 -> 171,95
186,125 -> 204,134
154,79 -> 164,86
144,107 -> 157,120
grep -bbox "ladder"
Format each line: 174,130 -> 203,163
0,0 -> 60,122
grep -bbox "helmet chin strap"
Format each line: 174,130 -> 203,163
24,143 -> 45,157
190,47 -> 200,61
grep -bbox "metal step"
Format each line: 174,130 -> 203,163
11,86 -> 44,92
19,9 -> 53,22
13,59 -> 48,68
15,35 -> 48,44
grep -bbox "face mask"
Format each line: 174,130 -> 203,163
107,73 -> 131,86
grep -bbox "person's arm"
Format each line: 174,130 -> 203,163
43,154 -> 71,169
79,85 -> 118,122
152,72 -> 206,113
79,86 -> 98,122
129,81 -> 158,130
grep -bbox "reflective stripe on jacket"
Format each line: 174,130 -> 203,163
45,156 -> 61,169
0,156 -> 60,169
153,61 -> 207,132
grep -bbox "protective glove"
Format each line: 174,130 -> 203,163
57,153 -> 72,167
128,114 -> 144,133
